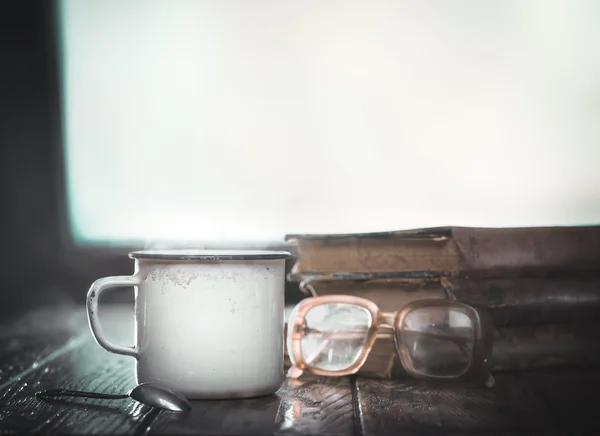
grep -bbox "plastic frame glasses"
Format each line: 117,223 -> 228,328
286,295 -> 495,387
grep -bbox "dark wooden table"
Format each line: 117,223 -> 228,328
1,304 -> 599,435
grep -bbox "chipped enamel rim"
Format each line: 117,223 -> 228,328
129,249 -> 291,261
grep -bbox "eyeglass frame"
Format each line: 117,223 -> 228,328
287,295 -> 495,386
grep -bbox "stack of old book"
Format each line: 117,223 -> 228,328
284,226 -> 600,378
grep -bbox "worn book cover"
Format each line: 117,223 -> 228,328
285,225 -> 600,277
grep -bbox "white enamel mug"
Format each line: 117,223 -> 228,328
86,250 -> 290,399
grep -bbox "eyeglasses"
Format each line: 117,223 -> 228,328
286,295 -> 495,387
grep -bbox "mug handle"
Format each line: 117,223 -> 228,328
86,276 -> 140,358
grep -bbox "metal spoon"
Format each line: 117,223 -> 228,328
35,382 -> 191,412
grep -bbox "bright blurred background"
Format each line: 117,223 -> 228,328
59,0 -> 600,245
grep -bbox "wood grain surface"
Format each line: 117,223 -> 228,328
146,376 -> 356,435
0,305 -> 158,435
356,374 -> 557,436
516,365 -> 600,435
0,304 -> 599,435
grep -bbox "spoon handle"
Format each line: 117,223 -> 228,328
36,388 -> 129,400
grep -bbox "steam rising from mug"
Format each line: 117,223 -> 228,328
141,238 -> 283,251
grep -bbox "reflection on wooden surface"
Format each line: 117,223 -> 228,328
274,377 -> 355,435
0,304 -> 599,435
357,376 -> 554,435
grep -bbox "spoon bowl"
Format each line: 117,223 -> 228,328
36,382 -> 191,412
129,382 -> 191,412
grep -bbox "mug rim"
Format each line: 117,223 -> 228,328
128,249 -> 291,261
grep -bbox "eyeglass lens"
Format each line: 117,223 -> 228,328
300,303 -> 372,371
399,306 -> 475,377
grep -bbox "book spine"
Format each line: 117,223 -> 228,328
303,278 -> 446,312
289,226 -> 600,277
452,226 -> 600,276
443,276 -> 600,326
488,322 -> 600,371
293,235 -> 461,275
